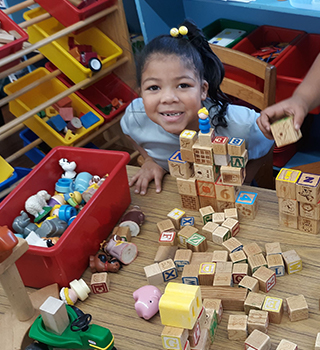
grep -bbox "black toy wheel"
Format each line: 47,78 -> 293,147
70,313 -> 92,332
89,57 -> 102,72
25,342 -> 49,350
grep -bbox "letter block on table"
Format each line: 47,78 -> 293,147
188,319 -> 201,347
243,242 -> 262,257
296,172 -> 320,205
232,262 -> 248,284
275,339 -> 298,350
239,276 -> 259,294
276,168 -> 301,200
262,296 -> 283,324
244,329 -> 271,350
203,308 -> 217,344
199,206 -> 215,224
227,314 -> 248,340
266,254 -> 285,277
212,212 -> 225,225
270,115 -> 302,148
154,245 -> 178,263
203,298 -> 222,324
157,219 -> 176,235
161,326 -> 189,350
198,262 -> 216,285
178,226 -> 199,247
202,221 -> 219,241
144,263 -> 163,285
182,264 -> 199,285
212,250 -> 228,263
159,230 -> 177,246
252,266 -> 276,293
168,208 -> 186,230
90,272 -> 109,294
222,237 -> 243,253
315,333 -> 320,350
174,249 -> 192,271
186,233 -> 208,252
213,272 -> 233,287
286,294 -> 308,322
248,253 -> 267,274
235,191 -> 258,219
282,250 -> 302,274
230,250 -> 247,264
159,259 -> 178,282
168,150 -> 194,179
221,217 -> 239,237
224,207 -> 238,219
244,292 -> 265,315
181,216 -> 195,227
212,226 -> 231,245
247,309 -> 269,334
279,212 -> 298,229
265,242 -> 282,256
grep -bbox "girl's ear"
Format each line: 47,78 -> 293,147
201,80 -> 209,100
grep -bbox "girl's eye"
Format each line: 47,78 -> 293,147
147,85 -> 159,91
179,83 -> 190,88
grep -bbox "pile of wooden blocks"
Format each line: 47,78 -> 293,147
276,167 -> 320,234
168,128 -> 258,220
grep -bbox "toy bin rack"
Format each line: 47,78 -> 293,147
0,0 -> 139,199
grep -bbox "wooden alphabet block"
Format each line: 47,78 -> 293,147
224,207 -> 238,219
221,217 -> 240,237
191,252 -> 214,265
296,172 -> 320,205
282,250 -> 302,274
298,216 -> 320,234
212,226 -> 231,245
232,262 -> 248,284
192,140 -> 214,165
161,325 -> 189,350
199,196 -> 217,210
194,163 -> 220,182
202,221 -> 219,241
159,230 -> 178,246
157,219 -> 175,235
279,212 -> 298,229
221,165 -> 246,186
181,194 -> 200,211
275,339 -> 298,350
188,319 -> 201,347
248,253 -> 267,274
299,201 -> 320,220
90,272 -> 110,294
174,249 -> 193,271
243,242 -> 262,257
198,128 -> 215,147
215,199 -> 235,211
186,233 -> 208,252
286,294 -> 308,322
214,176 -> 238,203
212,136 -> 229,155
315,332 -> 320,350
203,298 -> 223,324
230,250 -> 247,264
239,276 -> 260,294
180,129 -> 198,149
159,259 -> 178,282
193,328 -> 210,350
213,272 -> 233,287
236,191 -> 258,219
227,314 -> 248,340
270,115 -> 302,147
252,266 -> 276,293
265,242 -> 282,256
244,292 -> 265,314
180,148 -> 195,163
213,153 -> 230,166
245,329 -> 271,350
247,309 -> 269,334
266,254 -> 285,277
276,168 -> 301,200
144,263 -> 163,285
212,212 -> 225,224
199,206 -> 215,224
212,250 -> 229,263
222,237 -> 243,253
230,149 -> 248,168
198,262 -> 216,285
181,217 -> 195,227
278,197 -> 298,217
168,208 -> 186,230
203,308 -> 217,344
197,180 -> 216,198
177,177 -> 198,196
39,297 -> 69,335
168,150 -> 194,179
228,137 -> 246,156
154,245 -> 179,263
262,296 -> 283,324
215,261 -> 233,273
182,264 -> 199,285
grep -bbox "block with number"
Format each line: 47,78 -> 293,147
194,163 -> 220,182
244,292 -> 265,314
262,296 -> 283,324
192,140 -> 214,165
230,250 -> 247,264
176,176 -> 198,196
275,339 -> 298,350
202,221 -> 219,241
159,259 -> 178,282
144,263 -> 163,285
215,176 -> 238,202
248,253 -> 267,274
168,150 -> 194,179
197,180 -> 216,198
296,172 -> 320,205
222,237 -> 243,253
212,136 -> 229,154
180,129 -> 198,150
168,208 -> 186,230
247,309 -> 269,334
186,233 -> 208,252
199,206 -> 215,224
245,329 -> 271,350
252,266 -> 276,293
221,165 -> 246,186
198,262 -> 216,285
282,250 -> 302,274
227,314 -> 248,340
270,115 -> 302,147
276,168 -> 301,200
174,249 -> 192,271
239,276 -> 259,294
222,217 -> 239,237
161,326 -> 189,350
178,226 -> 199,247
212,226 -> 231,245
228,137 -> 246,156
286,294 -> 308,322
182,264 -> 199,285
236,191 -> 258,219
266,254 -> 285,276
278,197 -> 298,217
90,272 -> 110,294
159,230 -> 177,246
232,262 -> 248,284
230,149 -> 248,168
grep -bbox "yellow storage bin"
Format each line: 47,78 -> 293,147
4,68 -> 104,148
23,7 -> 123,84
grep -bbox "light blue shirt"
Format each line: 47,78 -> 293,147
120,98 -> 274,171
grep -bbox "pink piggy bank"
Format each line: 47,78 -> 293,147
133,285 -> 162,320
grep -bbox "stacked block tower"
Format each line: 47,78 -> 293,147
276,168 -> 320,234
168,108 -> 258,219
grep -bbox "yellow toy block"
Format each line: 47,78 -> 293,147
159,282 -> 202,330
0,156 -> 14,183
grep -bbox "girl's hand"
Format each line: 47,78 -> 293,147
257,96 -> 308,140
129,157 -> 167,195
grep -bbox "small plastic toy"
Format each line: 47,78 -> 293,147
0,225 -> 18,263
133,285 -> 162,320
26,304 -> 116,350
59,158 -> 77,179
198,107 -> 210,134
25,190 -> 52,223
64,191 -> 82,208
60,278 -> 90,306
35,217 -> 68,238
119,206 -> 145,237
102,234 -> 138,265
12,210 -> 38,237
89,251 -> 121,273
73,171 -> 92,193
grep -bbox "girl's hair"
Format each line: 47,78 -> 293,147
136,19 -> 229,128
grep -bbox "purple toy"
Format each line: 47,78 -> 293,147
133,285 -> 162,320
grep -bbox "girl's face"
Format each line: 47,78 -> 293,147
140,54 -> 208,135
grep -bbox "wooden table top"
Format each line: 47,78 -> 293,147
1,165 -> 320,350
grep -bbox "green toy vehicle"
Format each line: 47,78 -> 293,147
25,305 -> 116,350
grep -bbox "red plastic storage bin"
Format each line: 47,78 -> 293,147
45,62 -> 138,122
0,11 -> 29,72
275,33 -> 320,114
34,0 -> 116,29
0,147 -> 131,288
